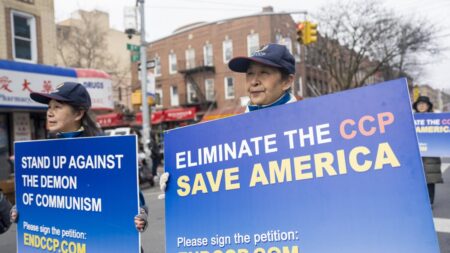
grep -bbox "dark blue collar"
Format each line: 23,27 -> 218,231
247,92 -> 291,112
57,130 -> 83,138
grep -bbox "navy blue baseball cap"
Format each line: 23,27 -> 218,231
30,82 -> 91,109
228,43 -> 296,74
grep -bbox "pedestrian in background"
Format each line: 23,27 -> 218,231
10,82 -> 148,233
0,188 -> 12,234
159,43 -> 297,194
413,95 -> 444,206
150,133 -> 162,178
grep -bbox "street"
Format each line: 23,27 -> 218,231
2,162 -> 450,253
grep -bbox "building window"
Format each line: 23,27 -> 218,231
224,77 -> 235,99
205,79 -> 215,101
185,47 -> 195,69
187,81 -> 198,104
155,88 -> 163,108
275,33 -> 283,44
18,0 -> 35,4
203,43 -> 213,66
283,37 -> 293,54
170,85 -> 179,106
154,56 -> 161,76
222,39 -> 233,63
168,52 -> 177,74
11,10 -> 37,62
296,77 -> 303,97
247,33 -> 259,56
295,42 -> 301,63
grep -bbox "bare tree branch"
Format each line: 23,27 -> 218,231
309,0 -> 443,92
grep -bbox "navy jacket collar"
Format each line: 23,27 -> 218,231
247,92 -> 292,112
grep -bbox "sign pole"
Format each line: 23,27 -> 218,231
138,0 -> 151,165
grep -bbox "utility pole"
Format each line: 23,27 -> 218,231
138,0 -> 151,164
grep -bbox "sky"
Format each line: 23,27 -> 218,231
53,0 -> 450,90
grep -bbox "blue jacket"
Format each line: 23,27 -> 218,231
246,92 -> 297,112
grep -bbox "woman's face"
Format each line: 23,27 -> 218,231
245,62 -> 292,106
46,100 -> 83,133
417,101 -> 430,112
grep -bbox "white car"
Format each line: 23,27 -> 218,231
105,127 -> 135,136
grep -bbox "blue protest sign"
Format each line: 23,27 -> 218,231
414,112 -> 450,157
14,135 -> 140,253
164,78 -> 439,252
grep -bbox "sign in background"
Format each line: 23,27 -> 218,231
0,60 -> 113,110
164,79 -> 439,252
414,112 -> 450,157
13,112 -> 31,141
15,136 -> 140,253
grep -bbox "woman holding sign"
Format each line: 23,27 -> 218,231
159,43 -> 297,193
10,82 -> 148,233
413,96 -> 443,206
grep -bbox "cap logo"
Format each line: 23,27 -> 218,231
252,45 -> 270,57
51,83 -> 65,94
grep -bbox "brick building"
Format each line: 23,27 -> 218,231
141,7 -> 307,123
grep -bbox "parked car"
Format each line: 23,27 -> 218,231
104,127 -> 135,136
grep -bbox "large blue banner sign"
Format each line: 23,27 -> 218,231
164,78 -> 439,253
414,112 -> 450,157
14,136 -> 140,253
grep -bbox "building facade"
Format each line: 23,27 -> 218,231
144,7 -> 305,120
56,10 -> 140,111
0,0 -> 57,65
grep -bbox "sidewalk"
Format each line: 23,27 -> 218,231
433,162 -> 450,252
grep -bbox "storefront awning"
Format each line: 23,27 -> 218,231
134,107 -> 197,125
202,105 -> 245,122
0,60 -> 113,110
96,113 -> 126,128
135,110 -> 164,125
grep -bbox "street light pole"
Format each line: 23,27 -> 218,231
138,0 -> 151,163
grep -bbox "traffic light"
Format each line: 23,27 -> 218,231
296,22 -> 306,45
304,21 -> 318,45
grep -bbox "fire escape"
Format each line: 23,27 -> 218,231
178,59 -> 217,113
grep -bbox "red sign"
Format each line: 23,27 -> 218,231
0,76 -> 12,93
135,107 -> 196,125
96,113 -> 125,127
164,107 -> 196,122
99,107 -> 197,128
135,110 -> 164,125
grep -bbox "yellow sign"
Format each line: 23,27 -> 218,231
413,86 -> 420,101
131,90 -> 155,105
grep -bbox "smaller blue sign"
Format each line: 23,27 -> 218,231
14,135 -> 140,253
414,112 -> 450,157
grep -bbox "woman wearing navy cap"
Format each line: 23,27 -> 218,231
159,43 -> 297,193
10,82 -> 149,233
228,43 -> 297,112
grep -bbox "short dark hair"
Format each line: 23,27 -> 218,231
280,69 -> 291,81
